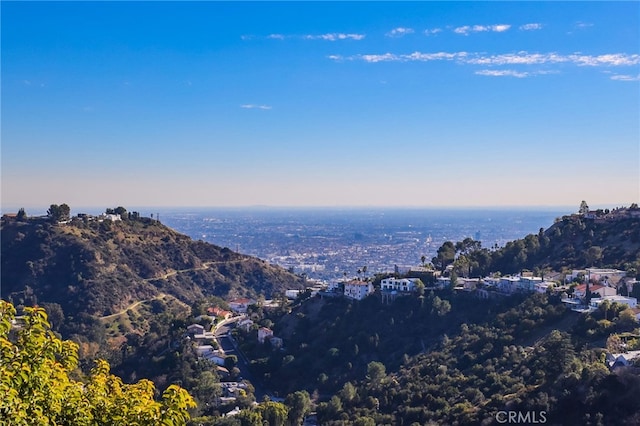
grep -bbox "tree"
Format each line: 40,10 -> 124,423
224,354 -> 238,370
285,390 -> 311,425
367,361 -> 386,385
586,246 -> 603,267
0,301 -> 195,425
432,241 -> 456,273
47,203 -> 71,222
16,208 -> 27,221
257,401 -> 289,426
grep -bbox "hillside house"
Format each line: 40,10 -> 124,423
99,213 -> 121,222
590,295 -> 638,310
258,327 -> 274,344
285,290 -> 301,299
344,280 -> 374,300
573,284 -> 617,299
208,306 -> 233,320
229,298 -> 255,313
459,278 -> 480,292
567,268 -> 626,285
535,281 -> 555,294
238,318 -> 254,332
187,324 -> 205,335
433,277 -> 450,290
605,351 -> 640,370
381,278 -> 418,293
498,277 -> 520,294
518,276 -> 543,292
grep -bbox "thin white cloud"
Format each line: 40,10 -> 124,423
465,51 -> 640,67
424,28 -> 442,36
331,51 -> 467,63
610,73 -> 640,82
359,53 -> 399,63
251,33 -> 365,41
454,24 -> 511,35
575,21 -> 594,29
241,104 -> 272,110
329,50 -> 639,81
492,25 -> 511,33
475,69 -> 529,78
386,27 -> 414,38
520,23 -> 543,31
303,33 -> 365,41
569,53 -> 640,67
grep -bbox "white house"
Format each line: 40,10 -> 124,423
258,327 -> 274,343
590,295 -> 638,310
195,345 -> 214,357
285,290 -> 301,299
344,280 -> 374,300
202,350 -> 226,366
229,298 -> 255,313
498,277 -> 520,294
482,277 -> 500,288
380,278 -> 418,293
518,276 -> 542,292
238,318 -> 254,332
535,281 -> 555,294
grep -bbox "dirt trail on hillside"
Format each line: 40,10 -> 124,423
98,293 -> 188,321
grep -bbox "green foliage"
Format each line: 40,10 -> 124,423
313,293 -> 640,425
285,390 -> 311,425
47,203 -> 71,222
0,301 -> 195,425
256,401 -> 289,426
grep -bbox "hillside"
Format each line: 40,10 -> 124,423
442,212 -> 640,279
1,215 -> 305,320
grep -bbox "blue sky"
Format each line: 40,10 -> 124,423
2,1 -> 639,211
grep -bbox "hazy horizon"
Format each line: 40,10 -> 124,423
0,203 -> 618,218
2,2 -> 638,208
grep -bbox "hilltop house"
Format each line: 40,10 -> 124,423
344,280 -> 374,300
380,278 -> 419,293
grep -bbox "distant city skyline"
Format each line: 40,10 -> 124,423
2,2 -> 639,210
